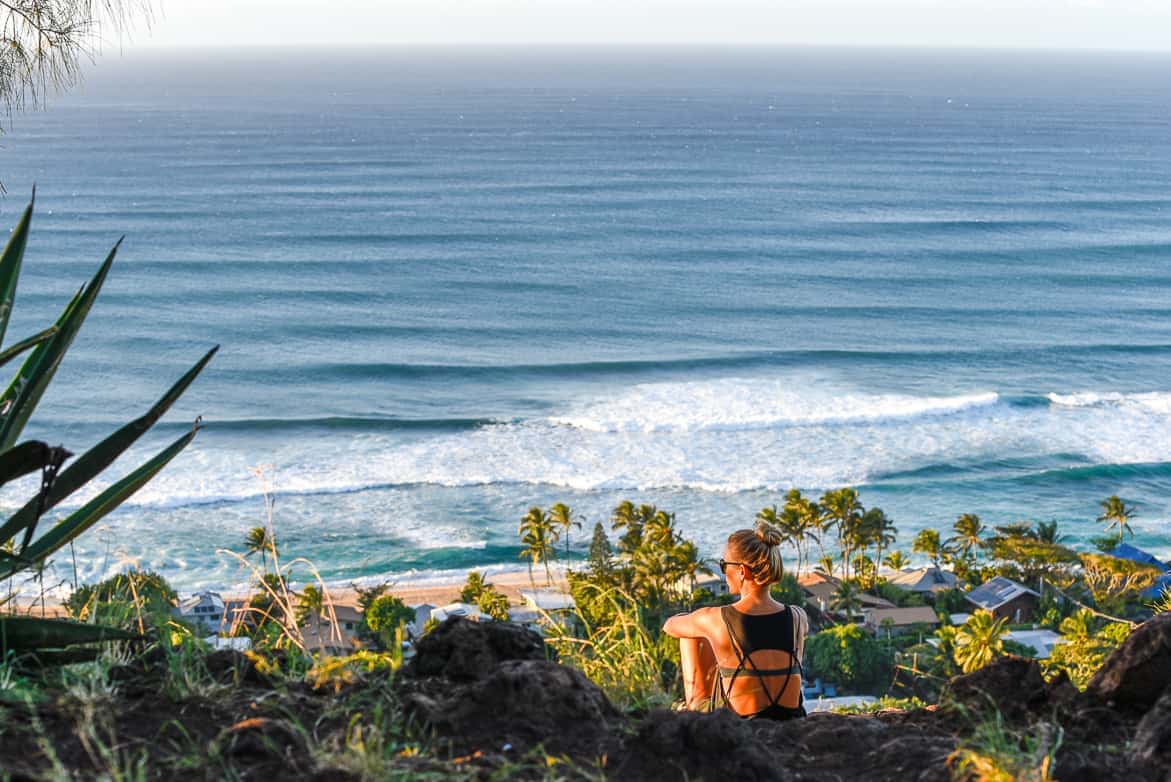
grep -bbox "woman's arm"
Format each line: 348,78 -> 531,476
663,607 -> 709,638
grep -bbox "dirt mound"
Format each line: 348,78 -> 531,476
1087,613 -> 1171,712
1130,689 -> 1171,780
944,655 -> 1053,719
613,708 -> 790,781
403,616 -> 548,680
404,659 -> 620,758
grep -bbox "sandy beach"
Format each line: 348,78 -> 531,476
315,567 -> 572,609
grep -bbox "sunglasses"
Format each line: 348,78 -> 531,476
718,558 -> 744,572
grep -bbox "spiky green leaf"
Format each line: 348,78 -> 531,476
0,615 -> 139,654
0,194 -> 34,347
0,326 -> 57,370
1,427 -> 198,579
0,240 -> 120,450
0,441 -> 71,488
0,347 -> 217,548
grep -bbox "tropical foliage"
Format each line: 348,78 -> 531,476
0,196 -> 215,660
804,623 -> 892,690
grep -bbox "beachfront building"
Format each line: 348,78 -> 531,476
516,589 -> 578,633
863,606 -> 940,638
1005,629 -> 1063,659
173,591 -> 226,636
798,572 -> 895,618
300,604 -> 364,656
407,603 -> 436,639
674,574 -> 729,598
520,589 -> 576,613
885,566 -> 957,597
964,576 -> 1039,623
431,602 -> 483,623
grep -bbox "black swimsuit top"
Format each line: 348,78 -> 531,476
714,604 -> 806,721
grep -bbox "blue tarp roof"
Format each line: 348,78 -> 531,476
1108,543 -> 1170,571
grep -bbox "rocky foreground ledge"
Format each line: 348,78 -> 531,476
397,615 -> 1171,781
2,615 -> 1169,780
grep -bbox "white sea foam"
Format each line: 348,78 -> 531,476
1048,390 -> 1171,414
14,383 -> 1171,514
550,378 -> 1000,433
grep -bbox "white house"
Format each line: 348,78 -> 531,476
886,567 -> 957,596
407,603 -> 437,639
519,589 -> 576,612
173,591 -> 226,636
431,602 -> 483,623
1005,629 -> 1063,659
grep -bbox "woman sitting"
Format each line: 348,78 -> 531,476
663,520 -> 809,720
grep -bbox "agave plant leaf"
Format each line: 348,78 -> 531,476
0,426 -> 198,580
0,239 -> 120,451
0,347 -> 217,549
0,193 -> 34,347
0,615 -> 139,654
0,326 -> 57,369
0,441 -> 72,488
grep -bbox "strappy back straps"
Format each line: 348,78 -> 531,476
713,604 -> 805,718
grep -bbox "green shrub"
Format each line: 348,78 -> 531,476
770,573 -> 806,607
804,624 -> 893,691
364,595 -> 414,650
65,570 -> 176,632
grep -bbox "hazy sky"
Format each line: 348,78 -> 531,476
134,0 -> 1171,51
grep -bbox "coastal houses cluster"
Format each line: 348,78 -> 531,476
169,541 -> 1171,665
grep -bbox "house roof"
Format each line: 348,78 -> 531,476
520,589 -> 576,611
1109,543 -> 1169,571
864,606 -> 940,627
798,573 -> 896,608
1004,629 -> 1063,659
965,576 -> 1039,611
886,567 -> 957,593
433,602 -> 482,621
176,591 -> 224,614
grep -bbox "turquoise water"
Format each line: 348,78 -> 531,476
2,47 -> 1171,590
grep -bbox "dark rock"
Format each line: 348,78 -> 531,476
864,733 -> 955,780
406,660 -> 619,756
614,708 -> 789,782
1131,688 -> 1171,779
1087,613 -> 1171,712
404,617 -> 547,681
222,717 -> 307,762
945,655 -> 1049,719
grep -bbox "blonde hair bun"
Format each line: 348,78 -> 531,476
754,520 -> 784,547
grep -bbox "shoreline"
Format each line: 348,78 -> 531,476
8,565 -> 574,614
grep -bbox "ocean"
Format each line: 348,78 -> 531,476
2,46 -> 1171,591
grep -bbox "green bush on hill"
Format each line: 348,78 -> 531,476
804,623 -> 893,692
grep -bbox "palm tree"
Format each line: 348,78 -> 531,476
1033,520 -> 1065,544
782,489 -> 823,577
883,550 -> 909,572
1097,496 -> 1136,544
295,583 -> 327,644
244,526 -> 275,573
949,513 -> 985,563
912,528 -> 947,570
954,610 -> 1008,673
548,502 -> 581,560
610,500 -> 644,557
829,580 -> 862,622
820,487 -> 863,579
519,506 -> 559,587
861,507 -> 896,587
759,504 -> 801,574
815,554 -> 835,579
